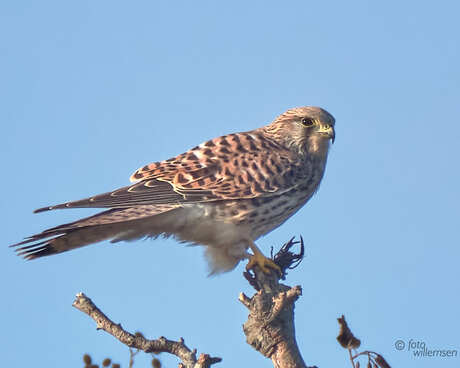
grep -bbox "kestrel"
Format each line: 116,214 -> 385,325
12,106 -> 335,274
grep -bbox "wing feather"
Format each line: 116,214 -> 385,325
36,132 -> 301,212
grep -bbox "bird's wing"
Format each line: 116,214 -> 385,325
35,132 -> 300,212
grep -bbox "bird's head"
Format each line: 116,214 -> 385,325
263,106 -> 335,156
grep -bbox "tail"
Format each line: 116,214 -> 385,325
12,223 -> 125,259
11,206 -> 176,259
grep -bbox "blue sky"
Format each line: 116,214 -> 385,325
2,1 -> 459,367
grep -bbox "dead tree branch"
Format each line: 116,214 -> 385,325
72,237 -> 390,368
73,292 -> 221,368
239,237 -> 316,368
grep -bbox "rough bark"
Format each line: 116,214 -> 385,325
239,268 -> 309,368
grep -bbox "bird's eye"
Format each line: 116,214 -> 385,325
301,117 -> 315,127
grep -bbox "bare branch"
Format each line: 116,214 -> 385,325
72,236 -> 390,368
238,292 -> 251,309
73,292 -> 222,368
241,237 -> 315,368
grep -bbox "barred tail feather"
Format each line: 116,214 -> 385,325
11,205 -> 178,260
13,224 -> 125,259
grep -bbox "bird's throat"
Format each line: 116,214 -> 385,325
306,135 -> 330,158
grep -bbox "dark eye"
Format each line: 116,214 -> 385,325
301,117 -> 315,127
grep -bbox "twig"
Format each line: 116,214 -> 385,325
73,292 -> 221,368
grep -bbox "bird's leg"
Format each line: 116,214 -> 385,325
246,240 -> 282,275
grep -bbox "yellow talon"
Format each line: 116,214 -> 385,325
246,250 -> 282,275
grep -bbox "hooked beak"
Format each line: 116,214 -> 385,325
318,124 -> 335,144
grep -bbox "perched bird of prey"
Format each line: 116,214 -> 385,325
12,106 -> 335,274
